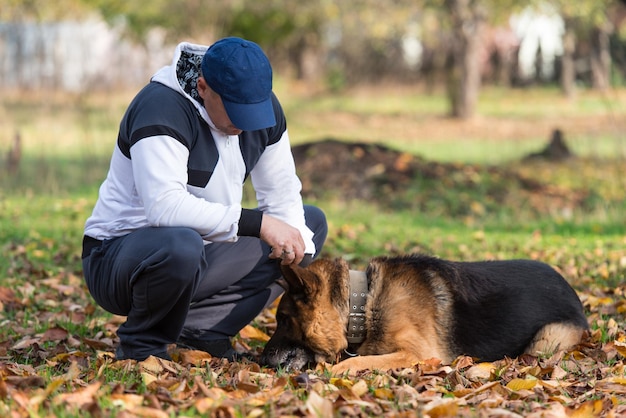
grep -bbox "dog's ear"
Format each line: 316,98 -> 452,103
275,277 -> 289,291
280,263 -> 319,301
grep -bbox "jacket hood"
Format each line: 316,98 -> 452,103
151,42 -> 210,122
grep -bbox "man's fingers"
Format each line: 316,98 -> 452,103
269,246 -> 284,259
280,248 -> 303,265
269,245 -> 304,265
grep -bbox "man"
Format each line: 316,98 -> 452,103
82,37 -> 327,362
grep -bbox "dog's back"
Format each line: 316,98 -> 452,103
369,255 -> 588,361
449,258 -> 587,360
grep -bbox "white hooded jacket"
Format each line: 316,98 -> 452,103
84,42 -> 315,254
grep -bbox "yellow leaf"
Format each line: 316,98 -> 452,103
239,325 -> 270,342
373,387 -> 394,400
506,377 -> 538,391
608,377 -> 626,385
614,339 -> 626,358
245,398 -> 268,407
45,378 -> 66,396
110,393 -> 144,409
246,408 -> 267,418
465,362 -> 495,381
570,399 -> 604,418
140,356 -> 165,374
586,295 -> 614,308
195,397 -> 217,414
142,372 -> 158,386
424,399 -> 459,417
351,379 -> 369,397
329,377 -> 353,389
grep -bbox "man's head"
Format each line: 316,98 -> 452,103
199,37 -> 275,133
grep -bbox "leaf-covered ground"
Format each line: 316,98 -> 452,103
1,267 -> 626,417
2,141 -> 626,417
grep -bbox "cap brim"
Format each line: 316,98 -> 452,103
223,97 -> 276,131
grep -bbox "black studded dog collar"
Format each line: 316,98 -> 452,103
346,270 -> 368,344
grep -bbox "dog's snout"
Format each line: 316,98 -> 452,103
259,346 -> 281,368
261,344 -> 317,371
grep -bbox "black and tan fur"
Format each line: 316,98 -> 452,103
261,254 -> 588,374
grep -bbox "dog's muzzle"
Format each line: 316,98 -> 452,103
260,343 -> 317,371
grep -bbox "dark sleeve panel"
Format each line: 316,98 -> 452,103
238,209 -> 263,237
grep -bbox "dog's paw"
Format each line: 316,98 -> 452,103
330,358 -> 368,376
330,352 -> 424,375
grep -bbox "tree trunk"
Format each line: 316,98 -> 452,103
445,0 -> 486,119
590,24 -> 612,90
560,19 -> 576,98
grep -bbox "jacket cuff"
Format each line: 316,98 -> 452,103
238,209 -> 263,237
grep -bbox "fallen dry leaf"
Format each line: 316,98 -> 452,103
305,390 -> 333,417
506,377 -> 538,391
238,324 -> 270,342
52,381 -> 101,408
465,362 -> 496,381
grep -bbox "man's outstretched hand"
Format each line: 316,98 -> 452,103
260,214 -> 305,265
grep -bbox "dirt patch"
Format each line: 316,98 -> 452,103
292,139 -> 421,200
291,138 -> 588,217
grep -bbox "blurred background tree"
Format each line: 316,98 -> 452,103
1,0 -> 625,117
550,0 -> 616,95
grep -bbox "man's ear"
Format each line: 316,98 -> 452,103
196,76 -> 209,99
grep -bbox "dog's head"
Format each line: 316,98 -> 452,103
261,258 -> 351,371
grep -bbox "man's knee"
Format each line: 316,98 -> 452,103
155,227 -> 205,278
304,205 -> 327,234
304,205 -> 328,253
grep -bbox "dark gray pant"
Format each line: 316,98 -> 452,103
82,205 -> 327,360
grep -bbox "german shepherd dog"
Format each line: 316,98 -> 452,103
261,255 -> 588,374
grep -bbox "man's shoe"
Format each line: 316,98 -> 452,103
177,338 -> 242,361
116,345 -> 172,361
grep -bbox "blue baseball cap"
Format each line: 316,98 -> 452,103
202,37 -> 276,131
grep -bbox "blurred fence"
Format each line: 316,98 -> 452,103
0,18 -> 171,91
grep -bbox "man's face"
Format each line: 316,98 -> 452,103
197,77 -> 243,136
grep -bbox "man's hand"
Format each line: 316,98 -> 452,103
260,214 -> 305,265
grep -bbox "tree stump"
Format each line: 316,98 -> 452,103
524,129 -> 573,161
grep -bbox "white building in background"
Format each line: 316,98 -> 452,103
510,6 -> 565,81
0,16 -> 171,91
397,8 -> 565,83
401,21 -> 423,70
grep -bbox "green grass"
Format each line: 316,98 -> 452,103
1,84 -> 625,270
